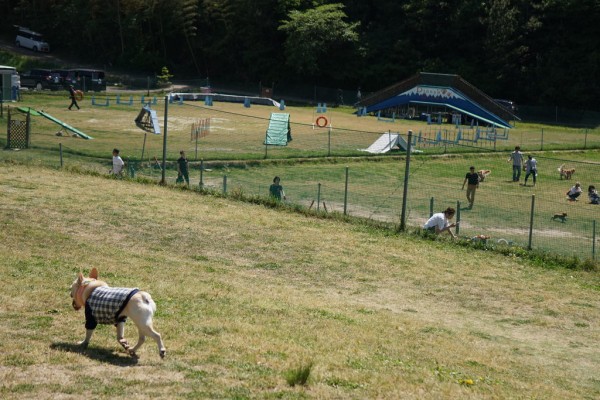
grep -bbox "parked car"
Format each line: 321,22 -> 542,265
20,68 -> 55,90
50,69 -> 69,88
65,69 -> 106,91
15,26 -> 50,52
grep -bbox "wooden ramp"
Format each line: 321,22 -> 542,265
37,110 -> 93,139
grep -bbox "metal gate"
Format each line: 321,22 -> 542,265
6,107 -> 30,149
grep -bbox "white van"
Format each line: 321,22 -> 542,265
15,26 -> 50,52
0,65 -> 20,101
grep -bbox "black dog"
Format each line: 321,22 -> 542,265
551,212 -> 567,223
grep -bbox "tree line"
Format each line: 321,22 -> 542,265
1,0 -> 599,110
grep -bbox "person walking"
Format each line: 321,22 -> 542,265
176,150 -> 189,186
461,166 -> 479,209
524,155 -> 538,186
508,146 -> 523,182
68,85 -> 80,110
269,176 -> 286,201
110,148 -> 124,176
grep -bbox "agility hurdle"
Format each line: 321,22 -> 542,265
116,95 -> 133,105
91,96 -> 109,106
377,110 -> 396,123
141,95 -> 157,105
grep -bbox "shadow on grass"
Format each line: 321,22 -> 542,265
50,342 -> 138,366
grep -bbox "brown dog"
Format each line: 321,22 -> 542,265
558,164 -> 575,180
70,267 -> 166,358
551,212 -> 567,222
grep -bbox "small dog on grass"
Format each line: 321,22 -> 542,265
558,164 -> 575,180
477,170 -> 491,182
70,267 -> 166,358
551,212 -> 568,222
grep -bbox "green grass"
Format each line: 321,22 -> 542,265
3,92 -> 600,260
0,165 -> 599,398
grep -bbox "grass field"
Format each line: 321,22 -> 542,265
3,92 -> 600,260
1,165 -> 599,399
2,92 -> 600,163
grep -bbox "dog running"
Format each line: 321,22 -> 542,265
551,212 -> 567,222
477,169 -> 491,182
70,268 -> 166,358
558,164 -> 575,180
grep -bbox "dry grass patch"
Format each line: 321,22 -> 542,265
0,164 -> 599,398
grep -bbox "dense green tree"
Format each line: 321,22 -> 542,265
0,0 -> 599,109
278,3 -> 360,84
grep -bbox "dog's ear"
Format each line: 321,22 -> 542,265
90,268 -> 99,279
77,272 -> 84,284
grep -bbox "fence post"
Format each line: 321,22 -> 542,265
456,201 -> 461,236
541,128 -> 544,151
223,175 -> 227,194
343,166 -> 349,215
400,130 -> 413,231
584,129 -> 588,149
593,220 -> 596,260
317,183 -> 321,212
528,194 -> 535,250
199,159 -> 204,188
160,95 -> 168,185
327,126 -> 331,157
141,132 -> 147,161
429,197 -> 434,217
59,143 -> 63,168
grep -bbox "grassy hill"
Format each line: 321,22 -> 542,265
0,164 -> 599,399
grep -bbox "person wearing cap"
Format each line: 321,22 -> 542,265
461,166 -> 479,209
67,84 -> 80,110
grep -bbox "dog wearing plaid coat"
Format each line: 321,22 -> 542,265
70,268 -> 166,358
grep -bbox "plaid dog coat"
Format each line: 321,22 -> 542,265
85,287 -> 139,330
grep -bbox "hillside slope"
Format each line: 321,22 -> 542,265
0,165 -> 599,399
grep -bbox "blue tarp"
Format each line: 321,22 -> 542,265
364,85 -> 512,129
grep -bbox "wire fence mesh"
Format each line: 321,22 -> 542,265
3,98 -> 600,261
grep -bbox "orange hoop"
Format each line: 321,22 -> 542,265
316,116 -> 328,128
74,90 -> 84,101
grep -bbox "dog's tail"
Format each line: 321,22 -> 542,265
558,164 -> 564,172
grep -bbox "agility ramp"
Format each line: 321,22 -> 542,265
363,133 -> 421,154
264,113 -> 292,145
37,110 -> 93,139
135,105 -> 161,134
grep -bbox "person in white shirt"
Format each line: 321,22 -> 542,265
508,146 -> 524,182
524,155 -> 537,186
567,182 -> 582,201
423,207 -> 457,238
111,148 -> 124,176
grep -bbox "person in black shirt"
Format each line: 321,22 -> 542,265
176,150 -> 189,186
68,85 -> 80,110
461,166 -> 479,209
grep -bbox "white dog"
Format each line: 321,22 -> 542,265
70,267 -> 166,358
478,169 -> 491,182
